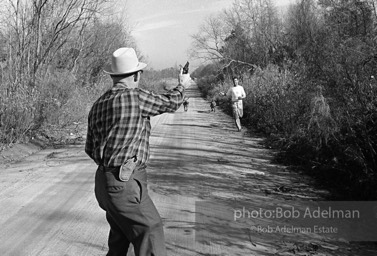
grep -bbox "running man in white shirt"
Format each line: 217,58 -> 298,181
224,76 -> 246,131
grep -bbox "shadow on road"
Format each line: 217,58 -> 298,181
144,84 -> 377,256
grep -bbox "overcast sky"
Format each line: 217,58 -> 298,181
123,0 -> 294,70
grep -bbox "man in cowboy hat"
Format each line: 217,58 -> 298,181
85,47 -> 191,256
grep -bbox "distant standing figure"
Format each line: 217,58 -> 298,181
183,97 -> 189,111
225,76 -> 246,131
210,99 -> 216,112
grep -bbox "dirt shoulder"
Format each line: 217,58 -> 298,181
0,83 -> 376,256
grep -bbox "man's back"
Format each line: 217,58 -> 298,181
85,47 -> 191,256
86,85 -> 184,167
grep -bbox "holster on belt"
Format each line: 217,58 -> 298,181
119,157 -> 137,182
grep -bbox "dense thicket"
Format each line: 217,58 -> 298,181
0,0 -> 138,144
191,0 -> 377,199
139,66 -> 182,93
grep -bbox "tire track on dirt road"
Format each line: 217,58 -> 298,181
0,83 -> 376,255
145,84 -> 377,256
0,148 -> 107,256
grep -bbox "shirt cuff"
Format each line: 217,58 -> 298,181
175,84 -> 185,94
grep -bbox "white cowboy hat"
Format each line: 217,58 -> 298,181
104,47 -> 147,75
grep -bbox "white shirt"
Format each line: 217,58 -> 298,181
227,85 -> 246,102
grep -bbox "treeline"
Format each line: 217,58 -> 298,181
190,0 -> 377,200
139,67 -> 182,93
0,0 -> 176,146
0,0 -> 136,144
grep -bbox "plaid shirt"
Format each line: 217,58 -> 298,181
85,83 -> 185,167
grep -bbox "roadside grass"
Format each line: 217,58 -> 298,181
0,71 -> 182,150
196,64 -> 377,200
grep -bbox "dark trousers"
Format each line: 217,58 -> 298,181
95,166 -> 166,256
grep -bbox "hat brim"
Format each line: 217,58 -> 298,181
103,62 -> 147,75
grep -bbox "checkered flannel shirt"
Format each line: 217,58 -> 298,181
85,83 -> 185,167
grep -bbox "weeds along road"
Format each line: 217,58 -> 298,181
0,83 -> 375,256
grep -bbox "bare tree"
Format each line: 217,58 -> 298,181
0,0 -> 137,144
0,0 -> 114,89
190,0 -> 283,74
190,14 -> 228,62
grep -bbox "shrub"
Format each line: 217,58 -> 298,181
196,63 -> 377,199
34,71 -> 99,130
0,92 -> 35,144
240,65 -> 307,136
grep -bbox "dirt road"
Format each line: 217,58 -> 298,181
0,84 -> 376,256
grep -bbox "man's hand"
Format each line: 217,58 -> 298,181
179,73 -> 191,88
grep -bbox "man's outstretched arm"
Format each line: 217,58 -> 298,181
139,74 -> 191,116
